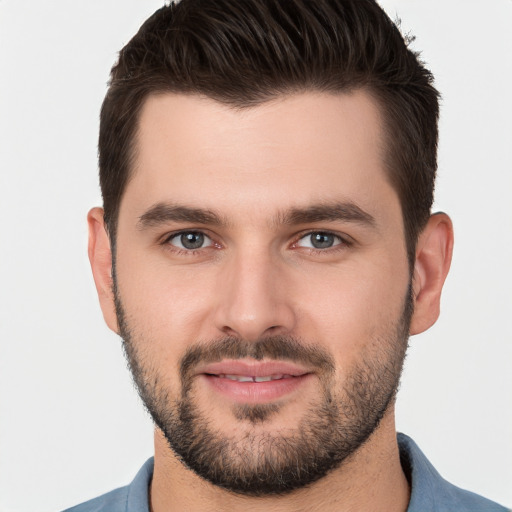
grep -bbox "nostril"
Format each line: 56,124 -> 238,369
221,325 -> 239,338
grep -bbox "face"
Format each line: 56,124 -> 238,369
112,92 -> 412,495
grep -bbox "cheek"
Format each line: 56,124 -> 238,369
115,249 -> 219,351
292,255 -> 410,358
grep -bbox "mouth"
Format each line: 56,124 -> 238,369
195,360 -> 313,403
211,373 -> 296,382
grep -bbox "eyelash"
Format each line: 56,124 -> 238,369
160,229 -> 352,256
292,230 -> 352,254
161,230 -> 217,257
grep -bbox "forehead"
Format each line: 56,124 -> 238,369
122,91 -> 399,227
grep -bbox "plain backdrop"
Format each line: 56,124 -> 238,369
1,1 -> 511,511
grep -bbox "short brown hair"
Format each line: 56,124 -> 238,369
99,0 -> 440,265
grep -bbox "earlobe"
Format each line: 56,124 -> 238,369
87,207 -> 119,333
410,213 -> 454,335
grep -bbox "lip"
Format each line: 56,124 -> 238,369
196,359 -> 313,404
196,359 -> 311,378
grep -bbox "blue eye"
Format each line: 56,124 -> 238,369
168,232 -> 213,250
297,232 -> 343,249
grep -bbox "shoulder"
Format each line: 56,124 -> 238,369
398,433 -> 510,512
60,458 -> 154,512
61,486 -> 128,512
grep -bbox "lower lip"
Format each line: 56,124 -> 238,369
200,374 -> 313,403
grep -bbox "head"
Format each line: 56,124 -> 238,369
89,0 -> 453,498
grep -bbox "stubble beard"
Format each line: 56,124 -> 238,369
114,283 -> 412,496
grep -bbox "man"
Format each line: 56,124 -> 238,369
65,0 -> 508,510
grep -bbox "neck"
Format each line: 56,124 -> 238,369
150,411 -> 410,512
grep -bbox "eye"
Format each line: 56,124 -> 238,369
167,231 -> 213,250
296,232 -> 344,250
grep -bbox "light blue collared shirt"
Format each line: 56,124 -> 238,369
62,433 -> 509,512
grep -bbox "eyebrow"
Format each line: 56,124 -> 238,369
277,201 -> 376,227
138,203 -> 228,229
137,200 -> 375,230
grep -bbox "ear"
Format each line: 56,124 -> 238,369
87,207 -> 119,333
410,212 -> 454,335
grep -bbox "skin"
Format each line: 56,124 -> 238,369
88,91 -> 453,511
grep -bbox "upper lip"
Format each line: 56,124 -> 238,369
196,359 -> 311,378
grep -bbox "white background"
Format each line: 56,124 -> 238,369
0,1 -> 511,511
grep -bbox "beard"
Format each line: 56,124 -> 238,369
114,283 -> 412,497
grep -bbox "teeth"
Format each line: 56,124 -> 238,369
225,375 -> 254,382
217,374 -> 290,382
253,376 -> 272,382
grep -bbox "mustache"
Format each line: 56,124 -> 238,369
180,335 -> 335,385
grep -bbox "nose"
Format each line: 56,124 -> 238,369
213,248 -> 297,341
